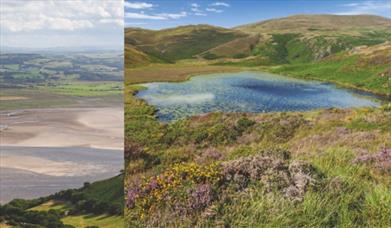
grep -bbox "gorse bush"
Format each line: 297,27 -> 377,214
126,150 -> 326,227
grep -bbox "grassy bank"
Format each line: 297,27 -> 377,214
125,62 -> 244,84
270,54 -> 390,97
124,82 -> 391,227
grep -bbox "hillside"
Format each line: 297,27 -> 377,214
235,14 -> 391,34
0,174 -> 124,227
125,84 -> 391,227
125,15 -> 391,64
271,42 -> 391,95
125,25 -> 245,62
125,44 -> 154,67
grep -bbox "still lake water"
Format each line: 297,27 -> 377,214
136,72 -> 380,121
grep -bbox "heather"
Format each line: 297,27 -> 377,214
125,85 -> 391,227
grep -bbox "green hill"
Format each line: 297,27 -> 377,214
235,14 -> 391,34
0,174 -> 124,227
125,24 -> 245,62
271,42 -> 391,96
125,15 -> 391,65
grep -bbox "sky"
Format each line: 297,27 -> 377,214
125,0 -> 391,29
0,0 -> 389,49
0,0 -> 124,50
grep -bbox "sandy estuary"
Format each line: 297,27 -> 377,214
0,107 -> 123,203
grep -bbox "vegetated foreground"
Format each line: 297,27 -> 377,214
124,14 -> 391,227
124,83 -> 390,227
0,175 -> 124,227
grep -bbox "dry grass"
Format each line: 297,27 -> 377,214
125,63 -> 243,84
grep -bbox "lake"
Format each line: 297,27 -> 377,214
136,71 -> 381,121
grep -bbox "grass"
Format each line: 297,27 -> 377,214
124,80 -> 391,226
125,62 -> 243,84
80,174 -> 124,206
271,53 -> 390,96
61,214 -> 123,228
43,81 -> 123,97
26,200 -> 123,227
124,16 -> 391,226
126,25 -> 244,63
28,200 -> 71,213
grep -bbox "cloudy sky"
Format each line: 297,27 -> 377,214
0,0 -> 123,49
125,0 -> 391,29
1,0 -> 389,49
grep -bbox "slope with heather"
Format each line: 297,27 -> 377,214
124,83 -> 390,227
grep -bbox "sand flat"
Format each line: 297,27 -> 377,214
0,107 -> 123,150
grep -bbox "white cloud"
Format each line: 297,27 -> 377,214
124,2 -> 154,9
1,0 -> 123,49
158,11 -> 187,19
125,11 -> 187,20
190,2 -> 206,15
210,2 -> 230,7
195,12 -> 207,16
206,8 -> 223,13
0,0 -> 123,32
336,1 -> 391,15
191,3 -> 200,8
125,12 -> 166,20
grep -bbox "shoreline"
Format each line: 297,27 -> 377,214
127,64 -> 390,99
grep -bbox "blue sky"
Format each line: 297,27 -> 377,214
125,0 -> 391,29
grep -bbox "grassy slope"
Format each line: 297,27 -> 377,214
125,25 -> 245,63
124,15 -> 391,95
124,84 -> 391,227
271,43 -> 391,96
29,200 -> 123,228
125,61 -> 243,84
235,14 -> 391,34
23,175 -> 124,227
80,174 -> 124,206
124,14 -> 391,227
61,214 -> 123,228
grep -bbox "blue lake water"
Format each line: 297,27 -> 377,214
136,71 -> 381,121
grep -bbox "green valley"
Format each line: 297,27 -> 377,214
125,14 -> 391,227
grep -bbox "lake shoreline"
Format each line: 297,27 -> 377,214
127,64 -> 390,100
133,71 -> 382,122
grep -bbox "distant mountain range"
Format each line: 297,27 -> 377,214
125,14 -> 391,66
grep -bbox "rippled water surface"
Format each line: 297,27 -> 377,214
136,72 -> 380,121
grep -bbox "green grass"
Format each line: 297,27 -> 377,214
62,214 -> 123,228
126,25 -> 244,62
125,85 -> 391,226
80,174 -> 124,206
271,54 -> 390,96
44,82 -> 123,97
28,200 -> 72,213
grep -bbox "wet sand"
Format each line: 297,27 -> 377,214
0,107 -> 123,150
0,107 -> 124,203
